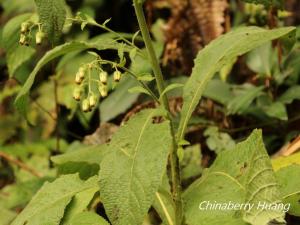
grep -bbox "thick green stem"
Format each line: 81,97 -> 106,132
133,1 -> 183,224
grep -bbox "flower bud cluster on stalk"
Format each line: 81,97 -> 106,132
73,57 -> 123,113
19,21 -> 45,46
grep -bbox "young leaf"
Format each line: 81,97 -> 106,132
11,174 -> 99,225
35,0 -> 66,42
184,130 -> 285,225
177,26 -> 295,140
99,108 -> 172,225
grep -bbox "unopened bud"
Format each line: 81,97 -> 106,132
99,85 -> 108,97
89,95 -> 97,107
19,34 -> 26,45
75,73 -> 84,84
73,88 -> 81,101
113,70 -> 122,82
82,99 -> 90,112
35,31 -> 45,45
99,71 -> 108,84
21,22 -> 30,33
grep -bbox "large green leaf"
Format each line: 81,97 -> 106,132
177,26 -> 295,141
14,39 -> 133,121
34,0 -> 66,42
99,108 -> 172,225
276,164 -> 300,216
11,174 -> 98,225
184,130 -> 285,225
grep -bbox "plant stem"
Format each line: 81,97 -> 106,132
133,1 -> 183,224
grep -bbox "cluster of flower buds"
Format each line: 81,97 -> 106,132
19,21 -> 45,46
73,62 -> 124,112
81,95 -> 97,112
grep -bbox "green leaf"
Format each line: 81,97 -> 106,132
181,144 -> 202,180
152,178 -> 176,225
203,79 -> 234,105
276,165 -> 300,216
14,39 -> 130,121
61,187 -> 99,225
263,102 -> 288,120
0,207 -> 17,225
11,174 -> 99,225
278,85 -> 300,104
227,85 -> 264,115
184,130 -> 285,225
272,152 -> 300,171
99,108 -> 172,225
69,212 -> 109,225
204,126 -> 236,154
177,26 -> 295,140
34,0 -> 66,42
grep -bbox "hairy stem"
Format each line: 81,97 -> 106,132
133,1 -> 183,224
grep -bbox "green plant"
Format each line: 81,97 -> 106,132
1,0 -> 300,225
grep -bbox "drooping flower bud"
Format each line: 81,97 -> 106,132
73,87 -> 81,101
35,31 -> 45,45
75,73 -> 83,84
113,70 -> 122,82
99,71 -> 108,84
99,84 -> 108,97
19,34 -> 26,45
21,22 -> 30,33
75,67 -> 86,84
89,95 -> 97,108
82,99 -> 90,112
